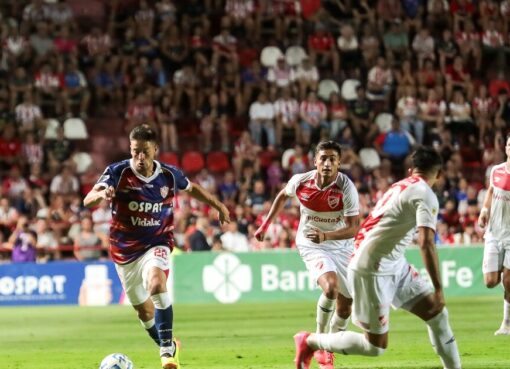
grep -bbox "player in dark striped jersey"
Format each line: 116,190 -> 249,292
84,125 -> 230,369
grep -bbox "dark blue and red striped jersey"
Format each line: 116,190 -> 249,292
96,159 -> 190,264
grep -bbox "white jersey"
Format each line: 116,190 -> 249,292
285,170 -> 359,251
487,163 -> 510,240
350,175 -> 439,275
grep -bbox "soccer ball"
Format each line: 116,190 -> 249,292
99,353 -> 134,369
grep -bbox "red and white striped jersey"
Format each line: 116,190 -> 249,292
487,162 -> 510,240
285,170 -> 359,251
350,175 -> 439,275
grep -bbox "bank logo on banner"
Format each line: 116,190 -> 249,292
202,253 -> 252,303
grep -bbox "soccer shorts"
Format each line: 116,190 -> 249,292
300,247 -> 351,299
115,246 -> 171,305
349,263 -> 433,334
483,237 -> 510,274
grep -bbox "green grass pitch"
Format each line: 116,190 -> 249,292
0,295 -> 508,369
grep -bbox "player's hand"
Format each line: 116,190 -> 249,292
477,212 -> 488,228
103,186 -> 115,202
217,204 -> 231,225
254,226 -> 266,241
305,226 -> 325,244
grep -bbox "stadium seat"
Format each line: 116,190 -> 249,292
206,151 -> 231,174
44,118 -> 60,140
285,46 -> 307,67
375,113 -> 393,133
281,148 -> 295,170
318,79 -> 340,101
181,150 -> 205,175
260,46 -> 284,67
341,79 -> 361,101
159,151 -> 179,167
72,152 -> 93,174
359,148 -> 381,171
64,118 -> 89,139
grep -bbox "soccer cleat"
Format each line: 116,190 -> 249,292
494,324 -> 510,335
294,331 -> 314,369
314,350 -> 335,369
161,339 -> 181,369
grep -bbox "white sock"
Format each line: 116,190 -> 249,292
503,300 -> 510,326
140,317 -> 156,329
316,294 -> 335,333
151,292 -> 171,309
329,313 -> 349,333
426,308 -> 461,369
308,331 -> 385,356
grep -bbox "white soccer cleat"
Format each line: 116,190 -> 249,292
494,324 -> 510,335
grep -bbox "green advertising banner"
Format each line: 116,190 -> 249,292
173,246 -> 500,304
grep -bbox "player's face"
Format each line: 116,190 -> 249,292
130,139 -> 158,176
314,149 -> 340,180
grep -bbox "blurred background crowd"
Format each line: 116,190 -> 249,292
0,0 -> 509,263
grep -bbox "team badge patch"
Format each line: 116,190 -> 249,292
160,186 -> 169,198
327,195 -> 339,209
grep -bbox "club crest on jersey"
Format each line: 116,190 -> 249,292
160,186 -> 169,198
328,195 -> 339,208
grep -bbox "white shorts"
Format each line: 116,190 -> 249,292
300,247 -> 351,299
349,263 -> 433,334
483,237 -> 510,274
115,246 -> 171,305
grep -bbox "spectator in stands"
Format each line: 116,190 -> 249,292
62,60 -> 90,119
336,23 -> 360,77
299,91 -> 328,147
15,93 -> 44,136
273,87 -> 300,147
249,91 -> 276,148
218,170 -> 239,205
173,65 -> 197,113
417,58 -> 443,98
73,215 -> 106,261
29,21 -> 55,64
437,29 -> 459,74
418,88 -> 447,140
292,57 -> 319,101
448,89 -> 475,140
245,179 -> 268,215
233,131 -> 261,178
352,0 -> 376,30
377,0 -> 404,32
266,57 -> 293,101
188,216 -> 211,251
81,26 -> 112,63
495,88 -> 510,130
54,26 -> 78,58
35,217 -> 59,261
125,93 -> 157,133
91,198 -> 112,237
481,18 -> 508,71
445,54 -> 474,100
49,164 -> 80,201
0,196 -> 19,242
94,57 -> 124,107
219,61 -> 243,115
360,23 -> 380,69
412,27 -> 435,69
394,59 -> 416,100
212,26 -> 238,69
0,123 -> 22,174
397,86 -> 424,144
220,221 -> 250,252
307,23 -> 339,76
160,24 -> 188,73
2,165 -> 29,206
366,56 -> 393,108
156,94 -> 179,152
34,63 -> 63,116
18,186 -> 46,221
200,92 -> 230,152
455,19 -> 482,72
374,118 -> 413,176
383,20 -> 409,66
472,84 -> 496,146
6,216 -> 38,262
328,91 -> 348,141
21,0 -> 50,34
44,125 -> 75,175
349,86 -> 376,147
9,66 -> 32,110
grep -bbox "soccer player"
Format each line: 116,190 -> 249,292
84,125 -> 230,369
478,133 -> 510,335
294,147 -> 462,369
255,140 -> 360,369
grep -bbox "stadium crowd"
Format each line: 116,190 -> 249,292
0,0 -> 509,262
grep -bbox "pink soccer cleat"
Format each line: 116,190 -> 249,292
294,331 -> 314,369
314,350 -> 335,369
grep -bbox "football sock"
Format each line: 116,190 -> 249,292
316,294 -> 335,333
329,313 -> 349,333
140,317 -> 160,346
308,331 -> 385,356
503,299 -> 510,326
151,292 -> 173,349
425,308 -> 461,369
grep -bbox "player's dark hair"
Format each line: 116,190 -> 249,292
411,146 -> 443,174
315,141 -> 342,157
129,124 -> 158,142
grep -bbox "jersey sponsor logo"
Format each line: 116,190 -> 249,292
130,216 -> 161,226
305,215 -> 342,223
328,195 -> 340,209
128,201 -> 164,212
160,186 -> 169,198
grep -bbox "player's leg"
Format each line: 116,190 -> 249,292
316,271 -> 338,333
329,252 -> 353,333
482,238 -> 506,335
115,261 -> 159,345
496,249 -> 510,335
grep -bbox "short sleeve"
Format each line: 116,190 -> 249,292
284,174 -> 301,197
414,188 -> 439,231
342,177 -> 360,217
96,166 -> 116,188
172,167 -> 191,191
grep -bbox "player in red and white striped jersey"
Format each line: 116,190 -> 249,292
294,147 -> 461,369
478,134 -> 510,335
256,141 -> 360,369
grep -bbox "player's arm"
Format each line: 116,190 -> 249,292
254,188 -> 290,241
417,226 -> 444,303
186,182 -> 230,225
477,185 -> 493,228
306,214 -> 360,243
83,184 -> 115,208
